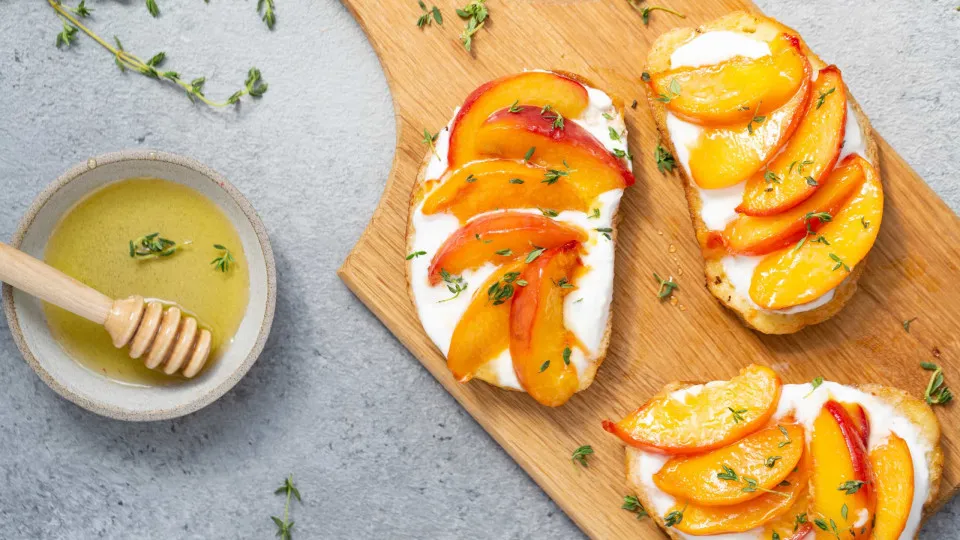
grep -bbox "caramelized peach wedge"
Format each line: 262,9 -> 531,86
603,365 -> 782,454
427,212 -> 586,285
870,434 -> 914,540
421,159 -> 587,222
510,243 -> 582,407
654,424 -> 804,506
738,66 -> 848,216
447,71 -> 590,168
650,34 -> 808,126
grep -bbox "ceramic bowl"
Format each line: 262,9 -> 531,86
2,150 -> 276,421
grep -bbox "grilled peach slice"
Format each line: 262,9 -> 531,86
510,243 -> 581,407
761,488 -> 812,540
842,401 -> 870,448
602,365 -> 782,454
688,70 -> 811,189
650,34 -> 808,126
421,159 -> 587,221
739,66 -> 847,216
723,156 -> 864,255
870,434 -> 914,540
670,454 -> 809,535
473,107 -> 635,192
750,156 -> 882,309
447,261 -> 526,383
654,423 -> 804,506
448,72 -> 590,168
810,401 -> 875,539
427,212 -> 586,285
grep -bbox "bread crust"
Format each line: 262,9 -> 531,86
404,72 -> 625,395
644,11 -> 881,334
622,381 -> 942,539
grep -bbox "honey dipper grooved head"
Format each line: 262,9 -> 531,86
103,296 -> 212,378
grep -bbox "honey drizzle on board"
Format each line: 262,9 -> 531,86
43,178 -> 250,386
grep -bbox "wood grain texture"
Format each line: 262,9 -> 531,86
336,1 -> 960,537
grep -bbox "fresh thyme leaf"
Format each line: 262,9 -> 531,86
146,0 -> 159,18
543,163 -> 573,184
465,174 -> 477,183
765,455 -> 782,468
589,208 -> 600,219
272,474 -> 301,540
816,87 -> 836,109
562,347 -> 572,365
422,128 -> 440,159
765,171 -> 781,185
146,51 -> 165,67
72,0 -> 92,18
539,360 -> 550,373
622,495 -> 649,520
653,272 -> 678,300
595,227 -> 612,240
728,406 -> 747,424
47,0 -> 268,107
571,444 -> 593,467
494,248 -> 513,256
508,100 -> 523,113
438,269 -> 468,302
416,1 -> 441,28
628,1 -> 686,25
456,0 -> 488,52
841,503 -> 848,520
608,126 -> 622,141
717,465 -> 739,482
805,176 -> 818,186
540,104 -> 565,130
717,464 -> 790,498
525,246 -> 546,263
777,424 -> 793,447
656,78 -> 681,103
804,376 -> 824,398
540,208 -> 558,218
256,0 -> 277,29
922,363 -> 953,405
663,504 -> 687,527
602,112 -> 613,121
524,146 -> 536,162
860,216 -> 870,229
746,102 -> 766,134
613,148 -> 630,159
129,233 -> 190,260
509,178 -> 524,184
921,361 -> 939,371
655,144 -> 676,173
555,277 -> 574,289
406,250 -> 426,260
211,244 -> 236,273
829,253 -> 851,272
486,272 -> 517,306
903,317 -> 917,332
837,480 -> 865,495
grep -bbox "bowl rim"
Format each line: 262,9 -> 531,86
1,149 -> 277,421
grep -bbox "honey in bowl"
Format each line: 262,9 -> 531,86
43,178 -> 250,386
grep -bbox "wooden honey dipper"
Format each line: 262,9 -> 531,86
0,242 -> 212,378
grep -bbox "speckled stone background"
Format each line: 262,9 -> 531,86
0,1 -> 957,538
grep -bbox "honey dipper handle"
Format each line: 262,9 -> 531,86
0,241 -> 113,325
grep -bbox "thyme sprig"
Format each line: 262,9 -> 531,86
717,465 -> 791,498
654,272 -> 679,300
211,244 -> 236,273
921,362 -> 953,406
655,144 -> 676,173
621,495 -> 649,520
627,1 -> 686,25
272,474 -> 301,540
456,0 -> 488,52
439,269 -> 468,302
48,0 -> 268,108
416,1 -> 442,28
258,0 -> 277,30
571,445 -> 594,467
129,233 -> 190,260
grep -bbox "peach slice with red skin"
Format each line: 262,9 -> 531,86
688,63 -> 812,189
448,71 -> 590,168
810,401 -> 875,539
447,261 -> 526,383
650,34 -> 808,126
869,433 -> 914,540
842,401 -> 870,448
654,423 -> 804,506
670,452 -> 810,535
473,107 -> 635,191
738,66 -> 847,216
427,211 -> 587,285
723,155 -> 865,255
750,156 -> 882,309
510,243 -> 581,407
602,365 -> 782,454
420,159 -> 587,222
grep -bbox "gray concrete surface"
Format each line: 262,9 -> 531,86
0,1 -> 957,538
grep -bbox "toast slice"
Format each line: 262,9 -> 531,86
644,12 -> 881,334
405,71 -> 631,405
620,380 -> 942,539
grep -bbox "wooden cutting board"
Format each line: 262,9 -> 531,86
337,0 -> 960,536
